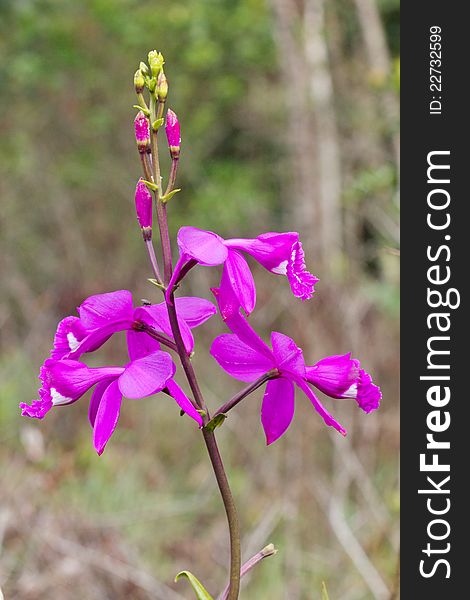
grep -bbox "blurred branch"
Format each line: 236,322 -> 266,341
311,475 -> 391,600
304,0 -> 342,262
353,0 -> 400,171
43,531 -> 186,600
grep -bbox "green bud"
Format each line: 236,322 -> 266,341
134,69 -> 145,94
139,61 -> 149,75
148,50 -> 165,76
148,78 -> 157,93
204,413 -> 227,432
151,117 -> 165,131
156,70 -> 168,100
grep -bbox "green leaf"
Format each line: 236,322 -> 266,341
174,571 -> 214,600
147,278 -> 164,289
132,104 -> 150,116
161,188 -> 182,203
204,413 -> 227,432
321,581 -> 330,600
141,179 -> 158,192
152,117 -> 164,131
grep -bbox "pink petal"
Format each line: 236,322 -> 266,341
135,179 -> 153,229
210,334 -> 274,382
261,378 -> 295,445
225,233 -> 318,300
78,290 -> 134,330
50,316 -> 87,359
165,109 -> 181,148
134,111 -> 150,144
41,360 -> 123,407
356,369 -> 381,413
305,353 -> 360,398
89,378 -> 118,428
174,297 -> 217,328
20,387 -> 53,420
225,232 -> 298,273
223,250 -> 256,316
271,332 -> 306,378
93,380 -> 123,455
118,351 -> 175,399
295,377 -> 347,436
166,379 -> 203,426
286,241 -> 319,301
164,255 -> 188,303
126,329 -> 161,361
135,304 -> 194,353
67,319 -> 133,360
177,227 -> 228,266
305,354 -> 381,413
212,282 -> 273,360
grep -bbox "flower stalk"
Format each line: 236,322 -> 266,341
211,370 -> 279,422
137,59 -> 242,598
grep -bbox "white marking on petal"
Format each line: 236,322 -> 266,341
341,383 -> 358,399
67,332 -> 80,351
272,260 -> 288,275
51,388 -> 73,406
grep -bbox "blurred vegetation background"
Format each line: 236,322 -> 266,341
0,0 -> 399,598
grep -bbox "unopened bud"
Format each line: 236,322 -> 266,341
135,179 -> 153,240
134,69 -> 145,94
134,111 -> 150,153
139,61 -> 149,76
165,109 -> 181,159
156,70 -> 168,101
148,50 -> 165,76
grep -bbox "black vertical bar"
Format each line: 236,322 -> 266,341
401,4 -> 466,597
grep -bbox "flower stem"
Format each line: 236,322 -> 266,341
147,110 -> 241,599
156,200 -> 173,286
218,544 -> 277,600
166,295 -> 241,600
140,151 -> 153,183
212,370 -> 279,420
203,428 -> 241,600
145,239 -> 162,284
164,157 -> 179,196
136,323 -> 178,352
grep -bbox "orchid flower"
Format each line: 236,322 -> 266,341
166,227 -> 319,313
50,290 -> 216,360
210,284 -> 381,444
21,332 -> 203,454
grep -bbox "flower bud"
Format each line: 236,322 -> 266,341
139,61 -> 149,76
134,69 -> 145,94
148,50 -> 164,76
165,109 -> 181,159
156,70 -> 168,101
135,179 -> 153,240
134,111 -> 150,154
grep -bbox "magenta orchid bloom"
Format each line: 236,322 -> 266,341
210,284 -> 380,444
50,290 -> 216,361
305,354 -> 381,414
21,331 -> 203,454
166,227 -> 319,313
